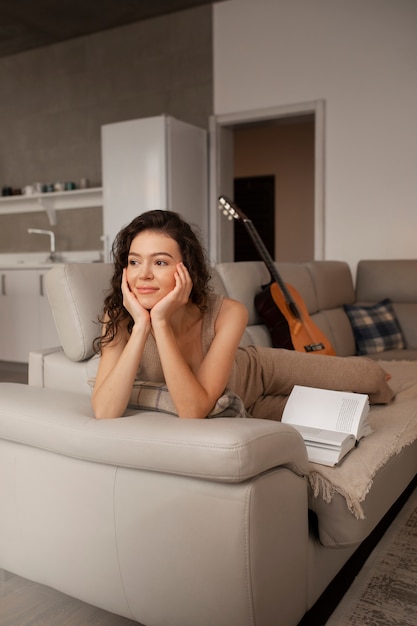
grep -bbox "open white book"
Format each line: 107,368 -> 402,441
282,385 -> 371,466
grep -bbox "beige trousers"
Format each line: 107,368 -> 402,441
229,346 -> 394,421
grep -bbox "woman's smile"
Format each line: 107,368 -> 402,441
132,284 -> 166,310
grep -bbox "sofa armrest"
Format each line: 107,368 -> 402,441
29,347 -> 62,388
29,349 -> 99,394
0,384 -> 309,483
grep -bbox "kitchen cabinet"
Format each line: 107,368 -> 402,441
0,269 -> 60,362
101,115 -> 208,261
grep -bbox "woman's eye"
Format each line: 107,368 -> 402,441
128,259 -> 139,266
155,259 -> 168,266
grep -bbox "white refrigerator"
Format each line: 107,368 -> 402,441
101,115 -> 208,261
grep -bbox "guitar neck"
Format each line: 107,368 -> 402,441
218,195 -> 302,321
243,219 -> 293,303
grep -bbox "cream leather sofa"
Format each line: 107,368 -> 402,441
1,259 -> 416,626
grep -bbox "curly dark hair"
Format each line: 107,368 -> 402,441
94,210 -> 212,352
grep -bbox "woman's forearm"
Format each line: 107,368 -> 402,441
92,324 -> 149,419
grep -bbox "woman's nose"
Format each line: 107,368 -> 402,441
138,262 -> 153,279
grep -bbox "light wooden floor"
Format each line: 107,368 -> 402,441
0,569 -> 142,626
0,361 -> 28,384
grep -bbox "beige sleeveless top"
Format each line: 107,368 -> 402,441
135,293 -> 224,383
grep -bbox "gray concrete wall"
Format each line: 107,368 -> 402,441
0,5 -> 212,254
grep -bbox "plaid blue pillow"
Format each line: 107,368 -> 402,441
343,298 -> 405,355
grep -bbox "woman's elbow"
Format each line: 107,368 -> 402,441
92,399 -> 124,420
93,407 -> 121,419
176,398 -> 214,419
94,411 -> 120,420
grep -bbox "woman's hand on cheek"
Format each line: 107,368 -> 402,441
151,262 -> 192,322
121,268 -> 151,327
174,262 -> 193,304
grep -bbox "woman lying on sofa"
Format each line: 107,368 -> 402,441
92,210 -> 394,420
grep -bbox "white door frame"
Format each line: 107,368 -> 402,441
209,100 -> 325,264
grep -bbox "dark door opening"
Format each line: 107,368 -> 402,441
233,175 -> 275,262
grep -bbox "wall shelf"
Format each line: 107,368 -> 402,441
0,187 -> 103,225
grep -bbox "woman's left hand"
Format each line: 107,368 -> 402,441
151,262 -> 192,323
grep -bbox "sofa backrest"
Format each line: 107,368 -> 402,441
356,260 -> 417,349
48,259 -> 417,365
45,263 -> 113,362
46,260 -> 357,363
41,259 -> 417,392
213,260 -> 357,356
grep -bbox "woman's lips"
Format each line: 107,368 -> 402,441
136,286 -> 158,294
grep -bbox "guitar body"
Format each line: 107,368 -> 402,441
254,288 -> 294,350
218,194 -> 336,357
255,283 -> 336,355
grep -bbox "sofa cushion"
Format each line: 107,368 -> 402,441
343,298 -> 405,355
307,261 -> 355,311
214,261 -> 320,325
356,261 -> 417,350
356,259 -> 417,303
214,262 -> 271,325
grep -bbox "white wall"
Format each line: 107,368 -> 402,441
213,0 -> 417,272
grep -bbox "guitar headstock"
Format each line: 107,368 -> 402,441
218,195 -> 248,222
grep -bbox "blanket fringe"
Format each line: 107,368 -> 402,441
308,471 -> 368,519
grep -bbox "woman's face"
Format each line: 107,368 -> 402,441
126,230 -> 183,308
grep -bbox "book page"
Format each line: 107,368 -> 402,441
305,445 -> 339,466
282,385 -> 369,436
304,442 -> 356,466
291,425 -> 352,447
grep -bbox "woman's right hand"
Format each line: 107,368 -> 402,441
121,268 -> 151,329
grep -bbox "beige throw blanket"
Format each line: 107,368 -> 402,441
308,361 -> 417,519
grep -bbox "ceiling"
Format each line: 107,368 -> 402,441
0,0 -> 218,58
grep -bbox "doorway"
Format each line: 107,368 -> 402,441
209,100 -> 325,264
233,175 -> 275,262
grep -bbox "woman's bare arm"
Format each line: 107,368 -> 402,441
153,297 -> 248,418
91,322 -> 149,419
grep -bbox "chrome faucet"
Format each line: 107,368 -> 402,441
27,228 -> 56,261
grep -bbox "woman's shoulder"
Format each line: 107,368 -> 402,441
210,292 -> 248,324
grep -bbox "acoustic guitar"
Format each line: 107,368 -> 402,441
218,195 -> 336,356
